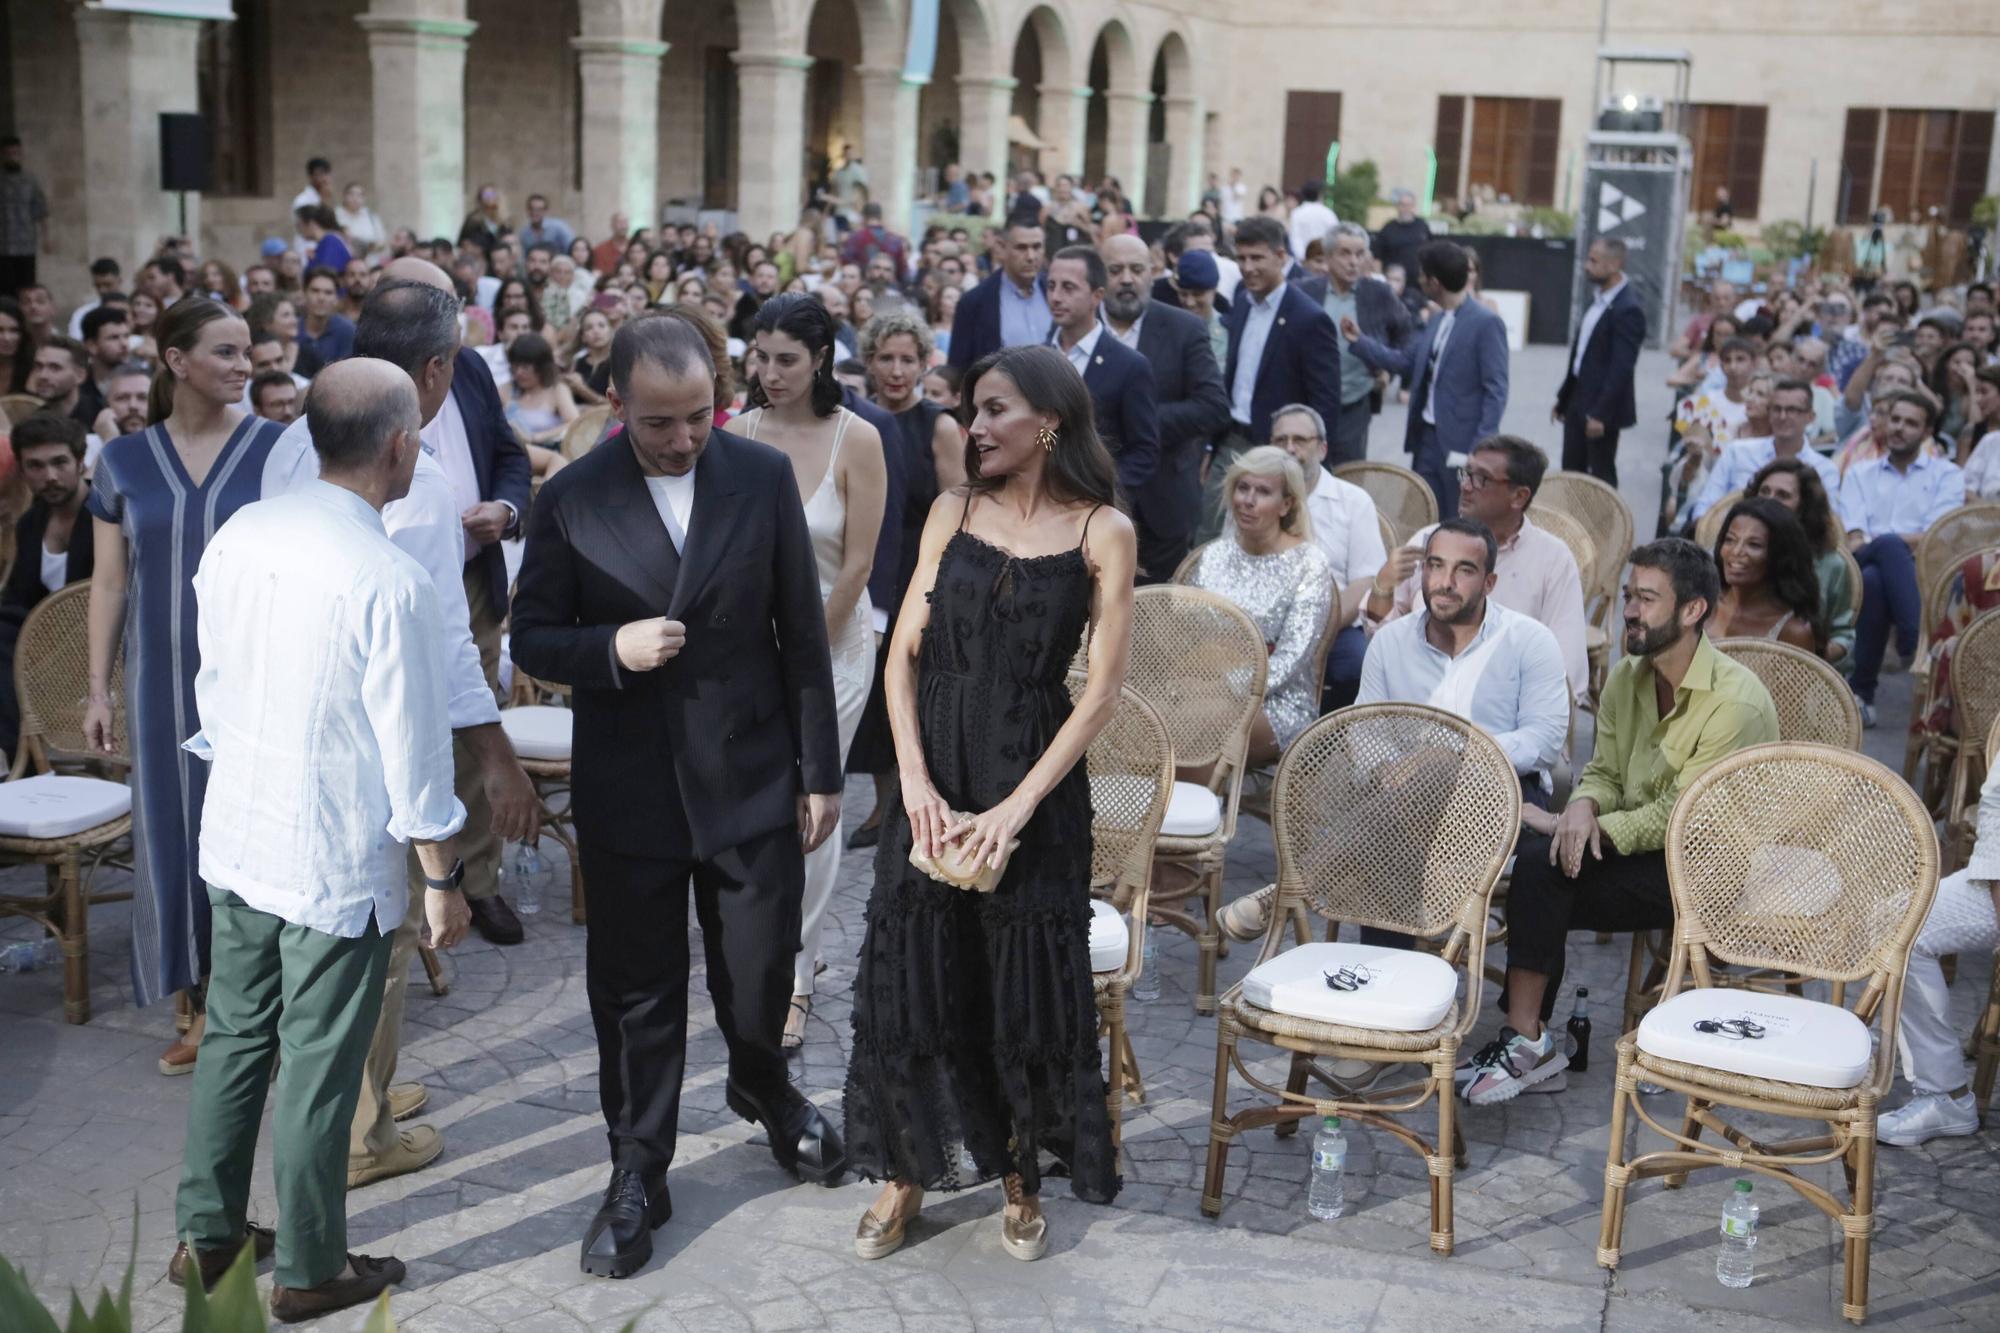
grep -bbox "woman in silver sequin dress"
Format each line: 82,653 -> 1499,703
1188,445 -> 1334,765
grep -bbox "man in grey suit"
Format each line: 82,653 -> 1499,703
1297,222 -> 1412,465
1101,234 -> 1231,580
1344,241 -> 1508,515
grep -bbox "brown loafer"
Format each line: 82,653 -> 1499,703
269,1252 -> 405,1324
159,1014 -> 205,1076
166,1222 -> 276,1290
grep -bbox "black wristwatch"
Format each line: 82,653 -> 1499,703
422,858 -> 466,893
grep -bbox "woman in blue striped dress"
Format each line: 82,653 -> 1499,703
83,297 -> 284,1072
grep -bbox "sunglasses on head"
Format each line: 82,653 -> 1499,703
1693,1018 -> 1766,1040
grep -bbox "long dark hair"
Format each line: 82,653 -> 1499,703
748,292 -> 842,416
505,331 -> 559,389
0,296 -> 34,393
1747,457 -> 1837,556
1930,341 -> 1979,405
961,345 -> 1117,509
1713,496 -> 1825,653
148,297 -> 243,425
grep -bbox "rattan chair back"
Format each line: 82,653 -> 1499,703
561,405 -> 612,460
1375,509 -> 1399,560
0,393 -> 44,428
13,581 -> 125,771
1534,472 -> 1633,611
1714,638 -> 1862,749
1332,461 -> 1437,545
1068,671 -> 1173,906
1168,540 -> 1208,586
1269,703 -> 1520,950
1950,607 -> 2000,747
1530,506 -> 1598,611
1918,504 -> 2000,622
1837,545 -> 1863,616
1663,742 -> 1937,995
1693,491 -> 1744,552
1126,585 -> 1268,775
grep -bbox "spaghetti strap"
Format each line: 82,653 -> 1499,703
826,406 -> 851,472
1077,503 -> 1103,551
958,488 -> 975,531
739,409 -> 761,442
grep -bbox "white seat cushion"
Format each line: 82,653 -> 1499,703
1636,987 -> 1871,1089
1240,942 -> 1458,1032
0,774 -> 132,840
1161,781 -> 1222,837
1088,898 -> 1129,973
501,706 -> 572,761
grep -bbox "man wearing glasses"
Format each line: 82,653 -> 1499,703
1683,378 -> 1842,526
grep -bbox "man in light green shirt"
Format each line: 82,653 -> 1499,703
1461,538 -> 1778,1106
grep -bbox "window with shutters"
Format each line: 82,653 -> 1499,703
1687,103 -> 1766,219
195,1 -> 271,198
1435,95 -> 1561,208
1839,107 -> 1995,226
1281,92 -> 1343,196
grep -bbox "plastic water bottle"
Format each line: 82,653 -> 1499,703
508,841 -> 546,917
1307,1117 -> 1347,1220
0,937 -> 58,973
1716,1180 -> 1759,1288
1131,922 -> 1161,1002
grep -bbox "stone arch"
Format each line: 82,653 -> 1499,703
1083,17 -> 1144,201
1147,28 -> 1198,215
1010,3 -> 1078,177
919,0 -> 1001,187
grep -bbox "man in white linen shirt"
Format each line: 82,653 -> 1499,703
262,268 -> 541,1191
172,360 -> 469,1325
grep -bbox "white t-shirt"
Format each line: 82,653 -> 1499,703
645,470 -> 695,554
40,541 -> 67,594
1965,430 -> 2000,502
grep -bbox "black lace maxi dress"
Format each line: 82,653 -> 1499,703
843,521 -> 1118,1203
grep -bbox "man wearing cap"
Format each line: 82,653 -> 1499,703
1173,251 -> 1229,374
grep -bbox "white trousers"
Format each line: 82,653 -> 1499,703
1898,869 -> 1996,1093
797,601 -> 875,996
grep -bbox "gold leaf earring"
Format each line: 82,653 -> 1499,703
1035,426 -> 1058,454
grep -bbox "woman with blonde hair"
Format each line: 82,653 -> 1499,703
1187,444 -> 1334,766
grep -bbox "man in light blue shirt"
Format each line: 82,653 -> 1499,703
1685,377 -> 1841,526
1839,391 -> 1967,721
520,193 -> 574,253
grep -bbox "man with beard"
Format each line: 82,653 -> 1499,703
89,360 -> 152,453
1099,233 -> 1228,580
1044,246 -> 1158,499
1461,538 -> 1775,1106
1299,222 -> 1412,465
0,413 -> 95,760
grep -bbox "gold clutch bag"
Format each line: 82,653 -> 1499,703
908,810 -> 1019,893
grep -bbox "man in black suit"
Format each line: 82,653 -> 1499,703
1101,234 -> 1229,580
1045,245 -> 1159,502
1554,237 -> 1646,485
945,211 -> 1048,371
1297,222 -> 1412,465
1205,215 -> 1342,542
0,413 -> 93,762
510,316 -> 846,1280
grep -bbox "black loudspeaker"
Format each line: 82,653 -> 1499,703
159,113 -> 209,193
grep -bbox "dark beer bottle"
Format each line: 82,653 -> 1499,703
1565,987 -> 1592,1073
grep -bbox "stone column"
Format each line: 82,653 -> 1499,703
1104,90 -> 1153,213
356,13 -> 477,241
857,64 -> 925,235
1036,82 -> 1091,179
954,74 -> 1017,182
733,51 -> 813,239
74,6 -> 205,268
573,37 -> 668,239
1161,94 -> 1204,217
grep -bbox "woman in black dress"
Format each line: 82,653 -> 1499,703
847,311 -> 966,847
844,344 -> 1137,1261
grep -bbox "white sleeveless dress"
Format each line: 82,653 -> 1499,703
746,407 -> 877,996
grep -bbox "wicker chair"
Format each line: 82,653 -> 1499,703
1965,716 -> 2000,1108
500,674 -> 585,924
1941,607 -> 2000,872
560,404 -> 612,460
1332,460 -> 1436,546
1199,704 -> 1519,1254
1374,508 -> 1398,563
1123,585 -> 1267,1015
0,582 -> 135,1024
1903,543 -> 2000,799
1068,672 -> 1174,1155
1533,472 -> 1634,700
0,392 -> 44,427
1715,638 -> 1863,749
1531,506 -> 1599,619
1595,742 -> 1938,1325
1692,490 -> 1743,552
1916,504 -> 2000,633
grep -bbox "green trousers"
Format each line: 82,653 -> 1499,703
175,887 -> 391,1289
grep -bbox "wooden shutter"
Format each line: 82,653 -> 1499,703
1525,97 -> 1562,206
1281,91 -> 1343,195
1727,104 -> 1766,219
1435,95 -> 1465,208
1838,107 -> 1879,224
1948,111 -> 1995,225
1878,109 -> 1922,220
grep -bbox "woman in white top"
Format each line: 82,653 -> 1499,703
1960,366 -> 2000,500
335,183 -> 388,256
735,293 -> 888,1049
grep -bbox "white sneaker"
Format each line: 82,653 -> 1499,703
1461,1028 -> 1569,1105
1877,1090 -> 1979,1147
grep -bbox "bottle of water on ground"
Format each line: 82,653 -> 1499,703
507,841 -> 546,917
1308,1116 -> 1347,1220
1131,920 -> 1160,1002
1717,1180 -> 1758,1288
0,936 -> 59,973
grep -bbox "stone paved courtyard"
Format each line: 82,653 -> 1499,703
2,349 -> 1993,1331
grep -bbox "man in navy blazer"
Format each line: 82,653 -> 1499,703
1046,245 -> 1159,501
945,213 -> 1049,371
1297,222 -> 1414,465
1345,240 -> 1508,516
1554,237 -> 1646,485
1207,215 -> 1342,542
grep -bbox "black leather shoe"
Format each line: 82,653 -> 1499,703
466,895 -> 525,945
166,1222 -> 276,1290
726,1080 -> 848,1186
579,1169 -> 670,1278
